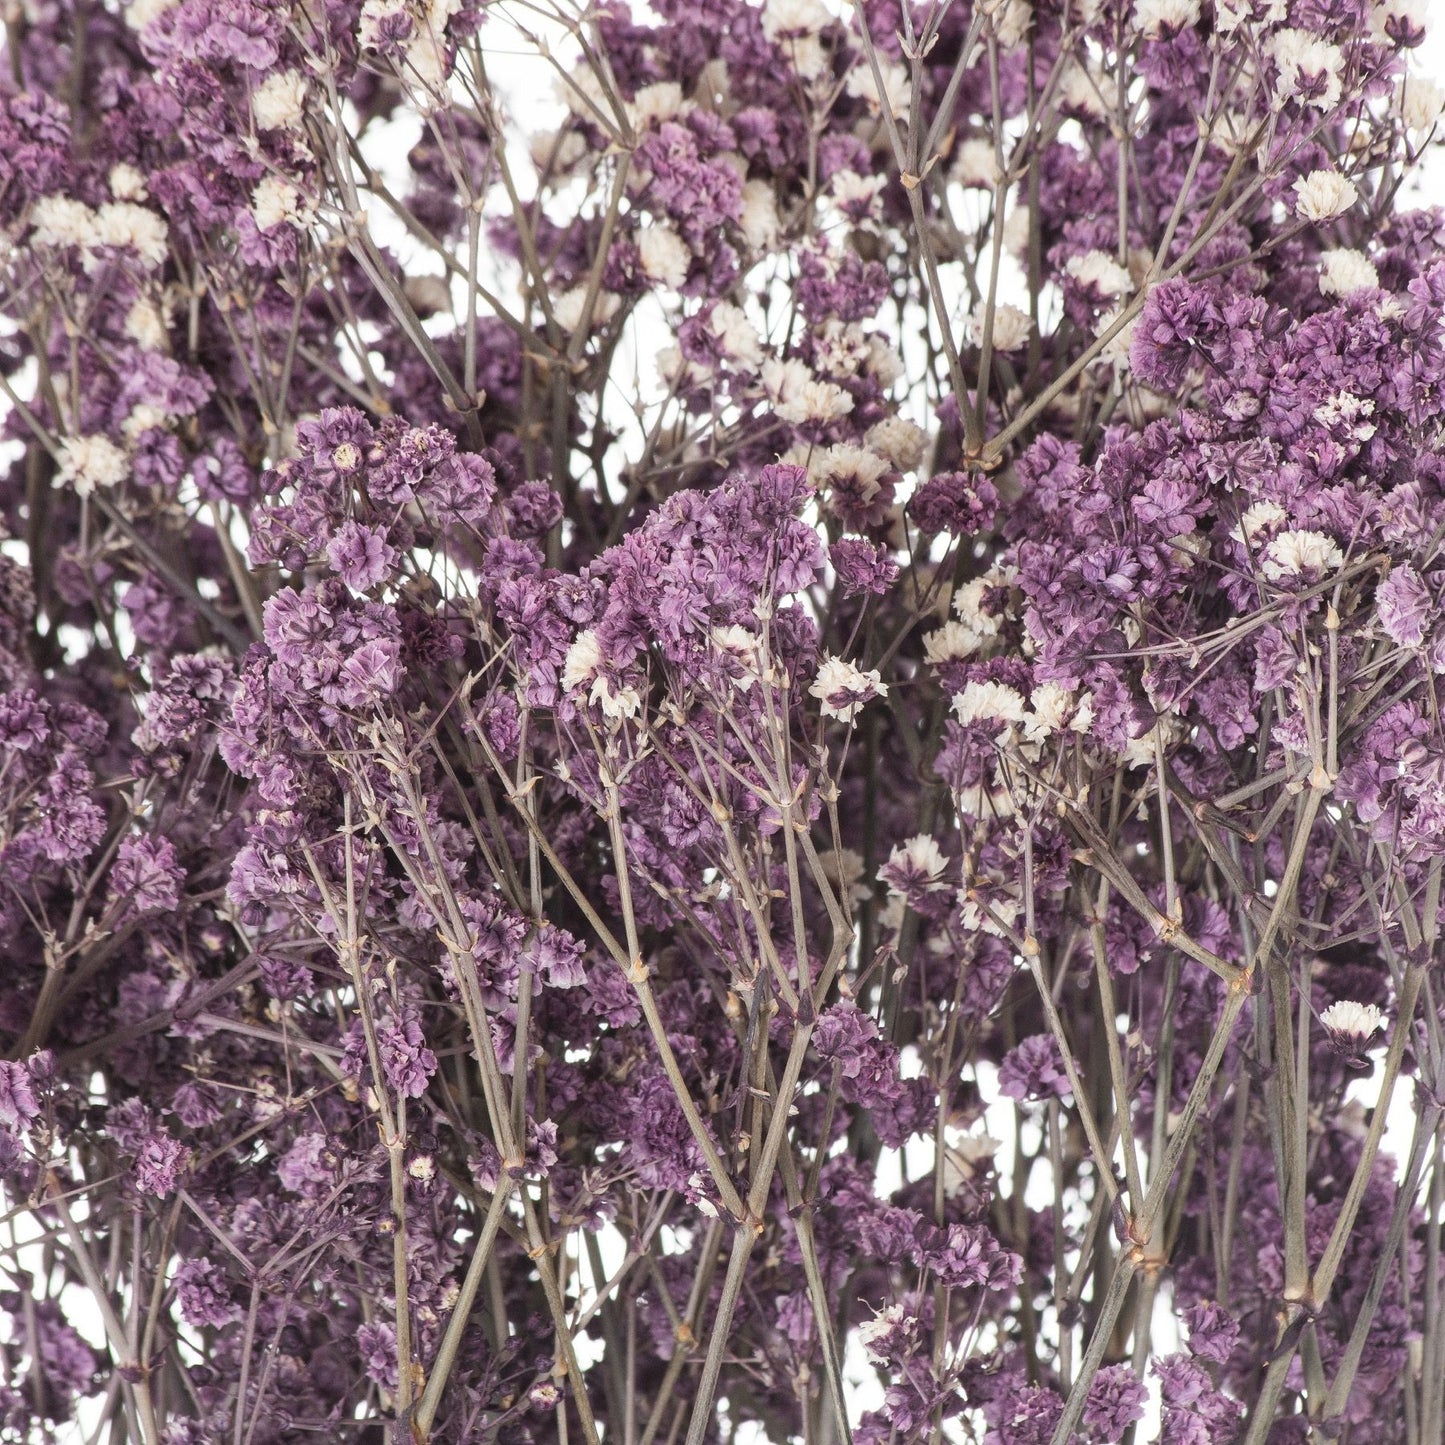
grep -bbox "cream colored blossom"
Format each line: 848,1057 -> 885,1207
980,0 -> 1032,45
882,835 -> 950,896
56,435 -> 129,497
844,56 -> 910,118
252,176 -> 311,233
1065,249 -> 1133,297
1271,29 -> 1345,112
968,301 -> 1032,352
1261,529 -> 1344,580
125,0 -> 179,29
1319,248 -> 1378,297
125,297 -> 169,351
252,70 -> 309,131
108,164 -> 149,202
951,680 -> 1027,729
1232,499 -> 1288,543
1132,0 -> 1200,37
810,654 -> 886,723
923,620 -> 983,666
627,82 -> 685,129
762,358 -> 855,425
553,287 -> 620,332
865,416 -> 928,471
30,195 -> 98,250
1293,169 -> 1357,221
562,630 -> 604,694
708,302 -> 763,366
952,138 -> 1002,189
638,227 -> 691,290
1400,73 -> 1445,133
93,202 -> 169,267
739,180 -> 780,250
1321,999 -> 1385,1041
562,629 -> 640,720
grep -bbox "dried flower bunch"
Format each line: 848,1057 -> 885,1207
1,0 -> 1443,1441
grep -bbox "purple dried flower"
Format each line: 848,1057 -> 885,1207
1376,564 -> 1433,647
1083,1363 -> 1147,1442
998,1035 -> 1073,1102
1182,1300 -> 1241,1366
109,835 -> 184,915
378,1008 -> 438,1098
326,520 -> 397,591
0,1063 -> 39,1134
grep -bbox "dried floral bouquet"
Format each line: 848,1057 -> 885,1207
1,0 -> 1444,1441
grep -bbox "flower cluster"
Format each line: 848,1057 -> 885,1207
0,0 -> 1442,1442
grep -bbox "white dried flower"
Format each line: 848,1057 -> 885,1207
881,835 -> 951,898
951,679 -> 1027,729
530,127 -> 589,177
1065,249 -> 1133,297
252,176 -> 311,233
844,56 -> 911,118
1318,248 -> 1378,298
562,630 -> 604,695
968,301 -> 1032,352
553,287 -> 620,333
761,0 -> 831,37
739,179 -> 780,251
56,435 -> 129,497
709,302 -> 763,366
108,163 -> 148,201
1371,0 -> 1427,42
359,0 -> 408,47
252,70 -> 309,131
1233,499 -> 1288,543
1095,306 -> 1139,369
866,334 -> 905,388
125,0 -> 179,29
857,1305 -> 913,1363
865,416 -> 928,471
809,444 -> 888,499
1400,73 -> 1445,133
1261,529 -> 1344,580
638,226 -> 691,290
979,0 -> 1032,45
762,357 -> 855,425
1293,169 -> 1357,222
93,202 -> 169,267
125,297 -> 169,351
1026,682 -> 1093,740
829,168 -> 887,219
710,624 -> 763,690
809,654 -> 887,723
1314,390 -> 1376,441
763,0 -> 831,77
1214,0 -> 1286,32
1058,59 -> 1108,118
818,847 -> 870,906
923,620 -> 983,666
811,317 -> 871,379
122,404 -> 169,442
1132,0 -> 1200,38
952,566 -> 1016,632
951,138 -> 1002,189
562,629 -> 641,721
1320,1000 -> 1385,1059
628,81 -> 685,129
1271,29 -> 1345,112
30,195 -> 98,250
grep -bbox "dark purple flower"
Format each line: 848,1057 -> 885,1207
998,1034 -> 1073,1102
